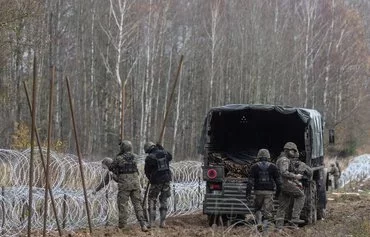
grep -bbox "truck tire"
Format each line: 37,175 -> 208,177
307,181 -> 317,224
317,168 -> 327,220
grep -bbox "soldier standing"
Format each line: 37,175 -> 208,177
249,149 -> 281,228
275,142 -> 306,229
328,163 -> 340,189
144,142 -> 172,228
108,140 -> 148,232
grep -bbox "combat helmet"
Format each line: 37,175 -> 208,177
144,141 -> 156,153
283,142 -> 298,152
257,149 -> 270,160
119,140 -> 133,152
101,157 -> 113,169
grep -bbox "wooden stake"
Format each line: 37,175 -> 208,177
24,80 -> 62,236
65,76 -> 93,234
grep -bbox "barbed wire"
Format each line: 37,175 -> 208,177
339,154 -> 370,188
0,149 -> 205,236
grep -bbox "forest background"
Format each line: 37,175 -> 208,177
1,0 -> 370,161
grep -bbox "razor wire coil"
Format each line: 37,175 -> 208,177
0,149 -> 205,236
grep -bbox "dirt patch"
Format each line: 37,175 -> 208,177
33,192 -> 370,237
23,180 -> 370,237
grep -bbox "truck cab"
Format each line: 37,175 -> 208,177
200,104 -> 327,226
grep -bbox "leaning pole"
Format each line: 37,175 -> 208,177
65,76 -> 93,234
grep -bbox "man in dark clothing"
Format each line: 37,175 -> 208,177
249,149 -> 281,226
108,140 -> 148,232
144,142 -> 172,228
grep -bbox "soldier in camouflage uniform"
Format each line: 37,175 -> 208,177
275,142 -> 307,228
328,163 -> 340,189
144,142 -> 172,228
249,149 -> 281,227
108,140 -> 148,232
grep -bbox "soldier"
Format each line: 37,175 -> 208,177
144,142 -> 172,228
93,157 -> 117,194
108,140 -> 148,232
249,149 -> 281,228
328,163 -> 340,189
275,142 -> 306,229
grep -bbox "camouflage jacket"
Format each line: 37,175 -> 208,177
328,166 -> 340,177
95,171 -> 118,192
109,152 -> 141,190
290,159 -> 313,178
276,154 -> 299,185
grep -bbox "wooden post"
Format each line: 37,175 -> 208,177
27,54 -> 38,237
43,64 -> 55,236
158,55 -> 184,144
120,84 -> 125,140
1,186 -> 5,235
62,194 -> 67,229
173,183 -> 176,212
197,177 -> 201,208
105,188 -> 109,226
65,77 -> 93,234
24,79 -> 62,236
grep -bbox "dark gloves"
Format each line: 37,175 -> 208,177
301,175 -> 310,187
156,143 -> 164,150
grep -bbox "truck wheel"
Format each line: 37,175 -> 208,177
307,181 -> 317,224
317,168 -> 327,220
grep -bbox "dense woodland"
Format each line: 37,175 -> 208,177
0,0 -> 370,160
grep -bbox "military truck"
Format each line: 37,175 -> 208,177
200,104 -> 327,226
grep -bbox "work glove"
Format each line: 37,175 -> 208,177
156,143 -> 164,150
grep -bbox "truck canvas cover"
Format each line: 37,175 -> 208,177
199,104 -> 324,163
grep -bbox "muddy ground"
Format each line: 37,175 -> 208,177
36,183 -> 370,237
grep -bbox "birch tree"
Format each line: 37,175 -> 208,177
99,0 -> 139,140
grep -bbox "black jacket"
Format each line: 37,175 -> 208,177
144,147 -> 172,184
250,160 -> 281,192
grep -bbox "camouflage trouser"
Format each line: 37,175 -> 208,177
148,182 -> 171,223
117,188 -> 145,228
333,176 -> 339,189
254,190 -> 274,224
275,182 -> 305,228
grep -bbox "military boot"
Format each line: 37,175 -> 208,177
140,221 -> 149,232
159,208 -> 168,228
118,225 -> 130,233
291,195 -> 305,224
255,211 -> 263,232
255,211 -> 262,225
148,200 -> 156,228
291,218 -> 305,224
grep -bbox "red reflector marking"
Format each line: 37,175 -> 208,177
210,183 -> 222,190
207,169 -> 217,179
